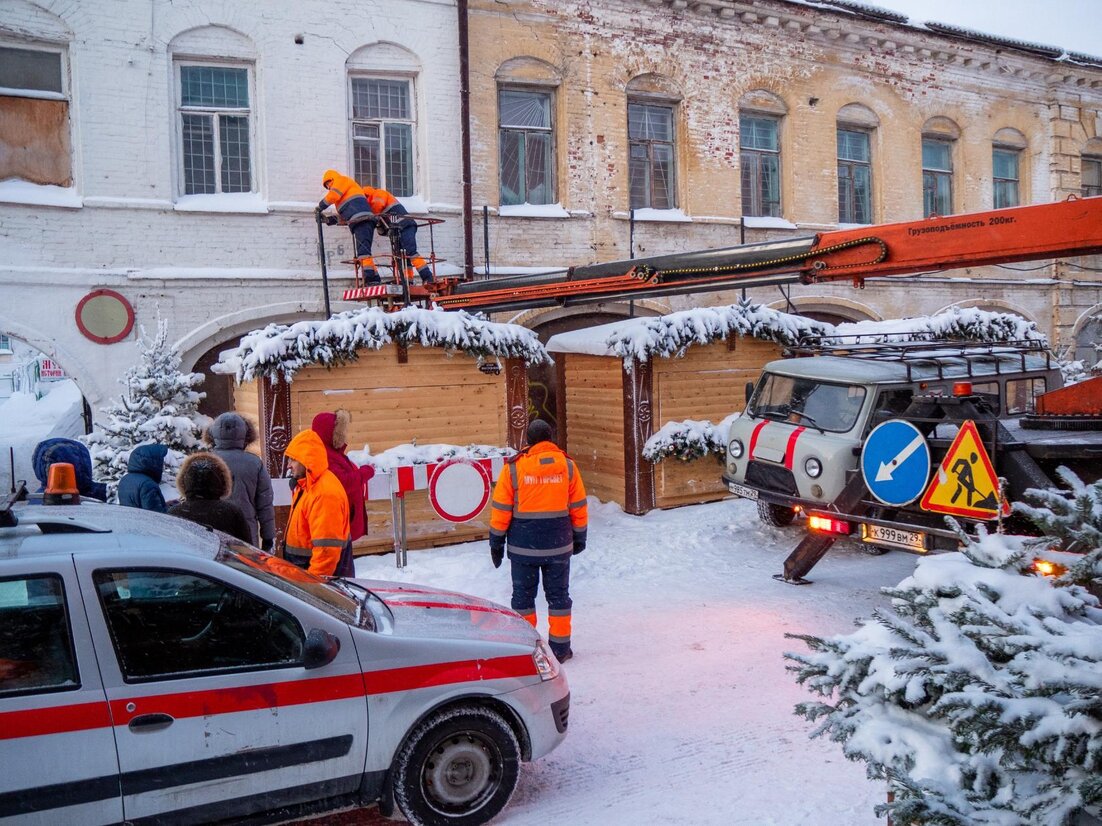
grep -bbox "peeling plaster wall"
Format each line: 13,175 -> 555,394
469,0 -> 1102,353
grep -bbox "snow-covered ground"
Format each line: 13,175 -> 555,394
354,497 -> 915,825
0,380 -> 86,491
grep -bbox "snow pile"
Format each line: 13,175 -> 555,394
0,380 -> 86,491
643,412 -> 741,463
605,299 -> 829,364
347,441 -> 515,470
83,320 -> 208,493
217,306 -> 551,383
830,305 -> 1046,344
786,474 -> 1102,826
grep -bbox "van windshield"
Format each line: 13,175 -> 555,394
748,373 -> 867,433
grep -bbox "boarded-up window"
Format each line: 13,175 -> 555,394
0,45 -> 71,186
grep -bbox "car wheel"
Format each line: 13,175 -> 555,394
392,705 -> 521,826
757,500 -> 797,527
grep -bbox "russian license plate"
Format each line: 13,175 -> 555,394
861,524 -> 926,552
728,483 -> 759,500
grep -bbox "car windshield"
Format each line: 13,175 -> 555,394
216,542 -> 364,626
748,373 -> 867,433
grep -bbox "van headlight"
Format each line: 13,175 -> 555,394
533,639 -> 561,681
804,457 -> 823,478
730,439 -> 744,459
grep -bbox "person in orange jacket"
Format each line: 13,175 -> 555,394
318,169 -> 434,286
489,419 -> 587,662
283,429 -> 352,577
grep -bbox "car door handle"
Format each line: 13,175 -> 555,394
128,713 -> 174,733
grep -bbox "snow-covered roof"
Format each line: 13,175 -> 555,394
545,303 -> 1044,365
215,306 -> 551,382
546,301 -> 829,363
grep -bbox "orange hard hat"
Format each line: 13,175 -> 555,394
322,169 -> 339,187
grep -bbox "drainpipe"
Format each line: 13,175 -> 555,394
458,0 -> 474,279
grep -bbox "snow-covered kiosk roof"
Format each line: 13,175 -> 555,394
546,301 -> 823,514
214,307 -> 551,554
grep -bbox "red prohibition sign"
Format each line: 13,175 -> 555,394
428,460 -> 492,523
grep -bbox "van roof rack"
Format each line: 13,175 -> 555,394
784,336 -> 1054,383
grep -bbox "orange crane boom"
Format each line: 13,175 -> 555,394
435,197 -> 1102,313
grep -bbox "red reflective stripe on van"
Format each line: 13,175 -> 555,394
783,427 -> 807,470
0,700 -> 112,740
747,421 -> 768,460
395,601 -> 518,617
365,655 -> 538,695
108,673 -> 367,726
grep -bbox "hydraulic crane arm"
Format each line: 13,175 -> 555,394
435,197 -> 1102,313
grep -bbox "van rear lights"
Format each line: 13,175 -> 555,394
804,457 -> 822,478
953,382 -> 973,397
44,463 -> 81,505
730,439 -> 744,459
1032,559 -> 1066,578
808,515 -> 851,535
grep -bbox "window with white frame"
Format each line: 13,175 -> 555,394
0,335 -> 12,354
837,128 -> 872,224
992,146 -> 1021,209
0,43 -> 71,186
499,88 -> 553,205
740,114 -> 782,217
176,63 -> 253,195
628,101 -> 676,210
351,77 -> 414,197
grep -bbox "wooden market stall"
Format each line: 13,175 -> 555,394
546,303 -> 827,515
218,307 -> 549,553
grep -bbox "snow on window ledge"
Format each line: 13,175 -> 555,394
742,215 -> 798,230
174,193 -> 270,214
498,202 -> 571,218
397,195 -> 430,214
0,180 -> 82,209
613,208 -> 692,222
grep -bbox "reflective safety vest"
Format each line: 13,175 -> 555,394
284,430 -> 350,577
490,441 -> 587,560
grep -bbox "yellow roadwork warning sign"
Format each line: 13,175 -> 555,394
920,420 -> 1009,520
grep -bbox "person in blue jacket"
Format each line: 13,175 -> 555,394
31,438 -> 107,501
116,444 -> 169,512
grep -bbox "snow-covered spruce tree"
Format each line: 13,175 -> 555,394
785,478 -> 1102,826
83,320 -> 208,491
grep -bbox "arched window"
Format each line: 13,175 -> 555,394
346,43 -> 421,197
921,117 -> 960,217
992,127 -> 1027,209
627,74 -> 681,210
496,57 -> 561,206
836,104 -> 879,224
1083,138 -> 1102,198
169,26 -> 257,197
739,90 -> 787,218
0,2 -> 73,187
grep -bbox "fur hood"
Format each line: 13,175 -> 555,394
177,451 -> 233,500
311,409 -> 351,451
204,412 -> 257,450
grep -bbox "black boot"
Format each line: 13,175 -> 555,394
418,266 -> 434,285
362,269 -> 381,286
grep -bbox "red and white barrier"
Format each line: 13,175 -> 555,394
364,456 -> 506,500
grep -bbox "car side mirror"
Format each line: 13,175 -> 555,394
744,382 -> 755,405
303,628 -> 341,669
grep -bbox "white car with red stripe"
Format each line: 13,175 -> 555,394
0,501 -> 568,826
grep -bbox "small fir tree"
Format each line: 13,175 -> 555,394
83,319 -> 208,491
785,472 -> 1102,826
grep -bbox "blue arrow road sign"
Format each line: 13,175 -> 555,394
860,419 -> 931,506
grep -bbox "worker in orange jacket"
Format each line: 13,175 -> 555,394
489,419 -> 587,662
318,169 -> 434,285
283,429 -> 352,577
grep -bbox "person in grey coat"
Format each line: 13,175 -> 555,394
116,444 -> 168,513
204,413 -> 276,550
